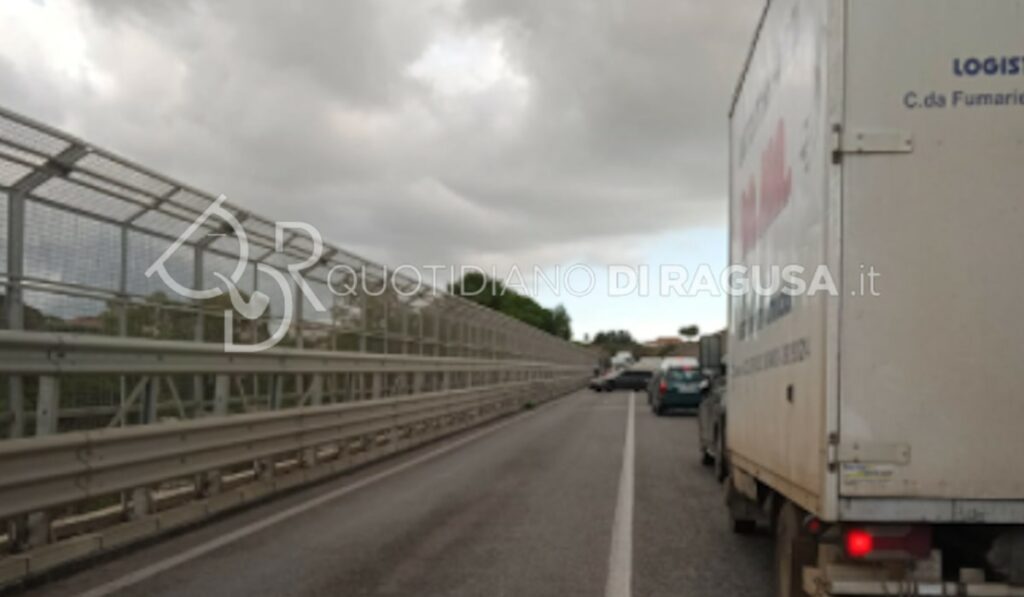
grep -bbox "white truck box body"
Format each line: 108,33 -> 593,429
729,0 -> 1024,523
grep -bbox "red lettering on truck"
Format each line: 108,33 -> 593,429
741,119 -> 793,256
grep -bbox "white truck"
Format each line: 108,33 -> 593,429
726,1 -> 1024,595
610,350 -> 635,370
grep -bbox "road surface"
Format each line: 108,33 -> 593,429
24,390 -> 773,597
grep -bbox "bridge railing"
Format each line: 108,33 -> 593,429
0,105 -> 594,585
0,105 -> 596,440
0,330 -> 588,585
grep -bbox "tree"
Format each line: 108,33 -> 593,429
590,329 -> 637,355
449,273 -> 573,340
678,325 -> 700,340
549,305 -> 572,340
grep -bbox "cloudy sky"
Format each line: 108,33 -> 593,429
0,0 -> 762,342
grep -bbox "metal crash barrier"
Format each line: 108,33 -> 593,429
0,106 -> 594,587
0,331 -> 588,586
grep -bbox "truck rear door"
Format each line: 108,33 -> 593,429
838,0 -> 1024,503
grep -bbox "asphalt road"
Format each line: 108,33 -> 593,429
25,390 -> 773,597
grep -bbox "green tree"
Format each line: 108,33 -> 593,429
678,325 -> 700,341
590,329 -> 637,356
449,273 -> 573,340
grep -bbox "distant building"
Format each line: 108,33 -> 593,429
644,336 -> 683,349
642,336 -> 699,358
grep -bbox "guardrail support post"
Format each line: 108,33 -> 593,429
131,487 -> 154,519
35,376 -> 59,436
213,374 -> 229,416
270,375 -> 283,409
372,373 -> 383,399
309,374 -> 323,406
141,377 -> 159,424
15,376 -> 61,549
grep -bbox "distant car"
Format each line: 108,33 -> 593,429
697,376 -> 728,481
647,365 -> 708,415
593,367 -> 654,392
589,370 -> 619,392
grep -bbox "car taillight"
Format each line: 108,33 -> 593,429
844,526 -> 931,560
845,530 -> 874,559
658,380 -> 668,395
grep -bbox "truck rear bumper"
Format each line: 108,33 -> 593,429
807,547 -> 1024,596
820,578 -> 1024,596
839,498 -> 1024,525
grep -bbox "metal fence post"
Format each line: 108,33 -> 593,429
382,295 -> 390,354
418,303 -> 425,356
6,189 -> 25,439
214,374 -> 230,416
193,247 -> 205,412
141,377 -> 159,424
19,375 -> 61,548
372,373 -> 383,399
401,303 -> 409,355
271,374 -> 283,409
359,289 -> 368,353
294,279 -> 304,350
35,376 -> 59,436
3,145 -> 87,438
309,374 -> 323,406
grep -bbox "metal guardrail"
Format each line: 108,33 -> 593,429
0,330 -> 585,376
0,331 -> 587,586
0,380 -> 571,522
0,101 -> 595,588
0,330 -> 585,432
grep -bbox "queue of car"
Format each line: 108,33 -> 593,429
588,355 -> 712,417
588,335 -> 730,480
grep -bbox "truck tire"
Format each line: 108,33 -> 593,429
701,449 -> 714,467
714,426 -> 729,483
725,475 -> 759,535
774,502 -> 817,597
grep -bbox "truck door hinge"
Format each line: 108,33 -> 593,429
827,432 -> 840,470
832,125 -> 914,163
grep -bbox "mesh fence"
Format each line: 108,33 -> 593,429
0,106 -> 593,436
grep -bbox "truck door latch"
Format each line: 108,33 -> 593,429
832,126 -> 914,163
835,442 -> 912,465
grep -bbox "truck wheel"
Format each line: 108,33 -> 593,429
714,427 -> 728,482
701,450 -> 714,467
774,502 -> 817,597
725,475 -> 759,535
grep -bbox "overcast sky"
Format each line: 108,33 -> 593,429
0,0 -> 762,342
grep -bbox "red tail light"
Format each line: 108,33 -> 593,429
658,380 -> 668,395
845,530 -> 875,558
844,526 -> 931,560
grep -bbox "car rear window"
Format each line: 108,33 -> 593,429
666,369 -> 703,382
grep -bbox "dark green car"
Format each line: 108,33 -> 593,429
647,367 -> 707,416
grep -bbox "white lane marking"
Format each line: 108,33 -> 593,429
605,391 -> 635,597
74,403 -> 554,597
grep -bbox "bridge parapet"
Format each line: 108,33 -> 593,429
0,106 -> 592,584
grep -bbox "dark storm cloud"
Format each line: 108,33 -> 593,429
0,0 -> 762,271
